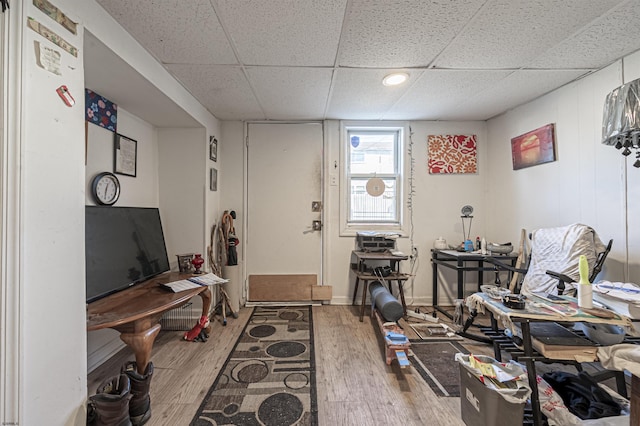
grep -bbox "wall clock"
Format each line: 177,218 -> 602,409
91,172 -> 120,206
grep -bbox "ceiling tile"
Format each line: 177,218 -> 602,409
433,0 -> 624,69
93,0 -> 640,122
449,70 -> 591,120
245,67 -> 333,120
166,64 -> 265,120
339,0 -> 486,68
383,70 -> 512,120
214,0 -> 346,66
97,0 -> 237,65
326,68 -> 421,120
528,1 -> 640,69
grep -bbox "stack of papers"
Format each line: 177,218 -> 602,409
162,273 -> 228,293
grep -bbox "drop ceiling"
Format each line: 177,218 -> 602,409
92,0 -> 640,123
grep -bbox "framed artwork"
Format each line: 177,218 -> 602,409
210,168 -> 218,191
85,89 -> 117,132
511,123 -> 556,170
209,136 -> 218,162
428,134 -> 477,174
114,133 -> 137,177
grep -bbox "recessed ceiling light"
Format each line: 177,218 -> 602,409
382,72 -> 408,86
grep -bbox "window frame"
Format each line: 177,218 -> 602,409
339,121 -> 408,236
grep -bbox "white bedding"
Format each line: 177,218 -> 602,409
520,223 -> 606,296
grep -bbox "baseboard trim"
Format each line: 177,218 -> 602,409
87,337 -> 126,374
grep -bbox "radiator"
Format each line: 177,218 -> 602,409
160,302 -> 195,331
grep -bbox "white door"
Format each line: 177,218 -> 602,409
246,122 -> 323,301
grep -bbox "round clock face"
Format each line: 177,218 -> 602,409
91,172 -> 120,206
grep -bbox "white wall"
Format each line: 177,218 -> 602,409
323,120 -> 489,306
158,127 -> 208,264
3,1 -> 220,424
11,2 -> 87,424
221,46 -> 640,307
221,119 -> 488,307
86,108 -> 160,207
486,50 -> 640,285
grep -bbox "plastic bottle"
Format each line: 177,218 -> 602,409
577,254 -> 593,308
481,237 -> 487,255
476,236 -> 481,250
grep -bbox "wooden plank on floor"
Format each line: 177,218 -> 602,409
312,285 -> 332,301
248,274 -> 316,301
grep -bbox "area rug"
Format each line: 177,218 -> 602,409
409,340 -> 469,397
191,306 -> 318,425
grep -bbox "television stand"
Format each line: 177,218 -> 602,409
87,272 -> 212,374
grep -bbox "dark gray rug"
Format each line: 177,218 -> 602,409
191,306 -> 317,425
409,340 -> 469,397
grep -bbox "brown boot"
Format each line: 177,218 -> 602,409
87,374 -> 132,426
121,361 -> 153,426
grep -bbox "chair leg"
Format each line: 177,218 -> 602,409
615,371 -> 628,398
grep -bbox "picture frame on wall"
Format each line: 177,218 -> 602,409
210,168 -> 217,191
511,123 -> 556,170
209,136 -> 218,162
114,133 -> 137,177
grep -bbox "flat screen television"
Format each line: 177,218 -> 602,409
85,206 -> 170,303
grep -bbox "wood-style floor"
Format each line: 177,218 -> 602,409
88,305 -> 491,426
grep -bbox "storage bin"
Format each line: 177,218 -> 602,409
459,360 -> 526,426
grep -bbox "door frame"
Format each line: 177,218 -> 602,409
243,121 -> 326,303
2,4 -> 23,421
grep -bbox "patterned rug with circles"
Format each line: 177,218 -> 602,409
191,306 -> 317,426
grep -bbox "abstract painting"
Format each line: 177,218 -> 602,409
511,123 -> 556,170
428,134 -> 477,174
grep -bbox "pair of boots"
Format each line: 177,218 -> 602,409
87,361 -> 153,426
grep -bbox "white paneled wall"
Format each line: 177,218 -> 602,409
486,53 -> 640,284
221,51 -> 640,309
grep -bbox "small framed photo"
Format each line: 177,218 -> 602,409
210,168 -> 217,191
114,134 -> 137,177
209,136 -> 218,162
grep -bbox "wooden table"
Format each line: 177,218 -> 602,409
87,272 -> 212,374
351,251 -> 410,322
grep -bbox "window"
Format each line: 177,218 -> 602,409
341,123 -> 406,234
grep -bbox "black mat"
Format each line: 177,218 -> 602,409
191,306 -> 318,425
409,340 -> 469,397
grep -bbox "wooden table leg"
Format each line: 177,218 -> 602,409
632,375 -> 640,426
397,279 -> 407,317
360,280 -> 368,322
352,276 -> 360,306
119,324 -> 161,374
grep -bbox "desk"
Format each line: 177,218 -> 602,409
351,251 -> 410,322
468,292 -> 632,426
87,272 -> 212,374
431,249 -> 518,319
